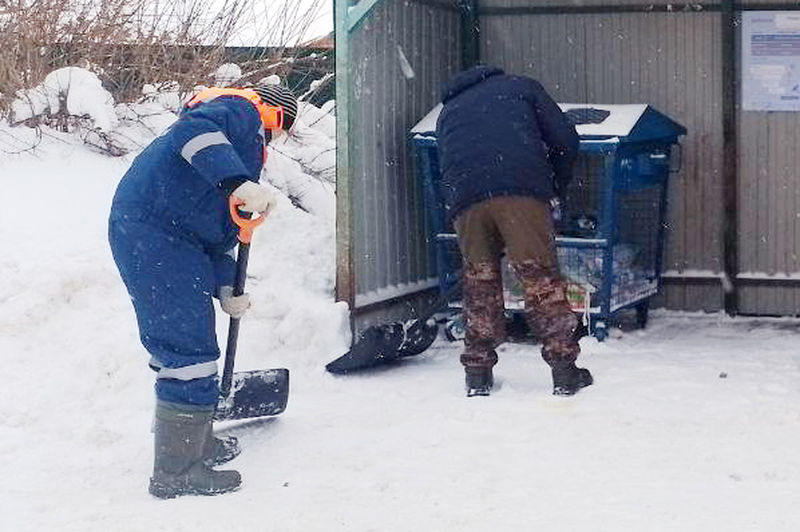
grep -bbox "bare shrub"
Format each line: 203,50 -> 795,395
0,0 -> 327,114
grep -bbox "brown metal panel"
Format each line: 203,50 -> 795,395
349,19 -> 371,295
481,11 -> 725,311
742,0 -> 800,5
479,14 -> 587,101
478,0 -> 706,8
737,106 -> 800,315
348,0 -> 461,312
479,0 -> 800,9
397,1 -> 413,287
737,111 -> 756,277
344,2 -> 798,316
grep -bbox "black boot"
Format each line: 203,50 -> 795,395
573,321 -> 589,341
202,422 -> 241,467
465,367 -> 494,397
149,402 -> 242,499
552,362 -> 593,396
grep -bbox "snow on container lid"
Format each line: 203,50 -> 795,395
410,103 -> 442,138
559,104 -> 647,137
409,102 -> 639,138
559,103 -> 686,143
410,102 -> 685,144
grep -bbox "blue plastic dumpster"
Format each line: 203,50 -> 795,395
410,103 -> 686,341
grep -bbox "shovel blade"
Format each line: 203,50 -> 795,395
214,368 -> 289,421
325,323 -> 405,374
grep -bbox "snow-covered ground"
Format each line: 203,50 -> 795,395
2,117 -> 800,531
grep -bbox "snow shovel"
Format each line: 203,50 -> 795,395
325,280 -> 463,374
214,197 -> 290,421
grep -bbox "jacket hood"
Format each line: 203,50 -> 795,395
441,65 -> 504,102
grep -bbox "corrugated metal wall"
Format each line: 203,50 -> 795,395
738,104 -> 800,314
734,3 -> 800,315
479,6 -> 727,311
347,0 -> 462,311
339,0 -> 800,318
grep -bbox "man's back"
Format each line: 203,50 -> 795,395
435,65 -> 578,223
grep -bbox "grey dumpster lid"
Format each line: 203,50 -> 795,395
411,102 -> 685,143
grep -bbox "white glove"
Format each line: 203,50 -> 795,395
219,286 -> 250,319
231,181 -> 277,214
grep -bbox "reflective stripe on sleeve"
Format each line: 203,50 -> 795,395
154,360 -> 218,381
181,131 -> 231,164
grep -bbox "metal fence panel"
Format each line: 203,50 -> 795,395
338,1 -> 800,317
480,11 -> 726,311
737,110 -> 800,315
478,1 -> 715,10
347,0 -> 462,310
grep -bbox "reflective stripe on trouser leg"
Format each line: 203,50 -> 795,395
150,358 -> 218,380
511,260 -> 580,366
461,260 -> 505,369
150,360 -> 219,410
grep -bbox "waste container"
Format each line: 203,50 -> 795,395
410,103 -> 686,341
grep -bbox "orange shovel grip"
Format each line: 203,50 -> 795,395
229,195 -> 267,243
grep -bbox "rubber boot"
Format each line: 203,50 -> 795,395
148,402 -> 242,499
202,422 -> 241,467
465,367 -> 494,397
551,361 -> 593,396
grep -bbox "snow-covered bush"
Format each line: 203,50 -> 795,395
11,67 -> 118,132
263,81 -> 336,217
4,65 -> 336,220
296,101 -> 335,139
141,82 -> 185,114
7,66 -> 184,156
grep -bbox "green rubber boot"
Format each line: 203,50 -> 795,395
202,422 -> 241,467
148,402 -> 242,499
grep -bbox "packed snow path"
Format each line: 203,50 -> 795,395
2,132 -> 799,532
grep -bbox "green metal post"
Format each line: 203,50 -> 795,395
335,0 -> 355,308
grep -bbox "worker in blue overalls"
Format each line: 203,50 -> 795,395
109,83 -> 298,498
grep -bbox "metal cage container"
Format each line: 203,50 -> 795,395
411,103 -> 686,341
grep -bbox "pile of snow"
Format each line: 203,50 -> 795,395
140,81 -> 185,114
5,67 -> 336,214
111,101 -> 179,150
265,142 -> 335,218
259,74 -> 282,86
11,67 -> 118,131
265,101 -> 336,217
296,99 -> 335,139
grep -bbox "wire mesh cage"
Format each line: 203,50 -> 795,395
557,152 -> 664,311
410,103 -> 685,342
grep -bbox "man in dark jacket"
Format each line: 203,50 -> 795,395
109,83 -> 298,498
436,65 -> 592,397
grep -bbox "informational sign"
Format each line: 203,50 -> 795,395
742,11 -> 800,111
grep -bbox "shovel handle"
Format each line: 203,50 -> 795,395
220,195 -> 267,398
229,195 -> 267,244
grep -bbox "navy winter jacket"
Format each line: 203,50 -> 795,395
435,65 -> 579,222
110,95 -> 265,288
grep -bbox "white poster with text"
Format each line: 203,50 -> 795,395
742,11 -> 800,111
